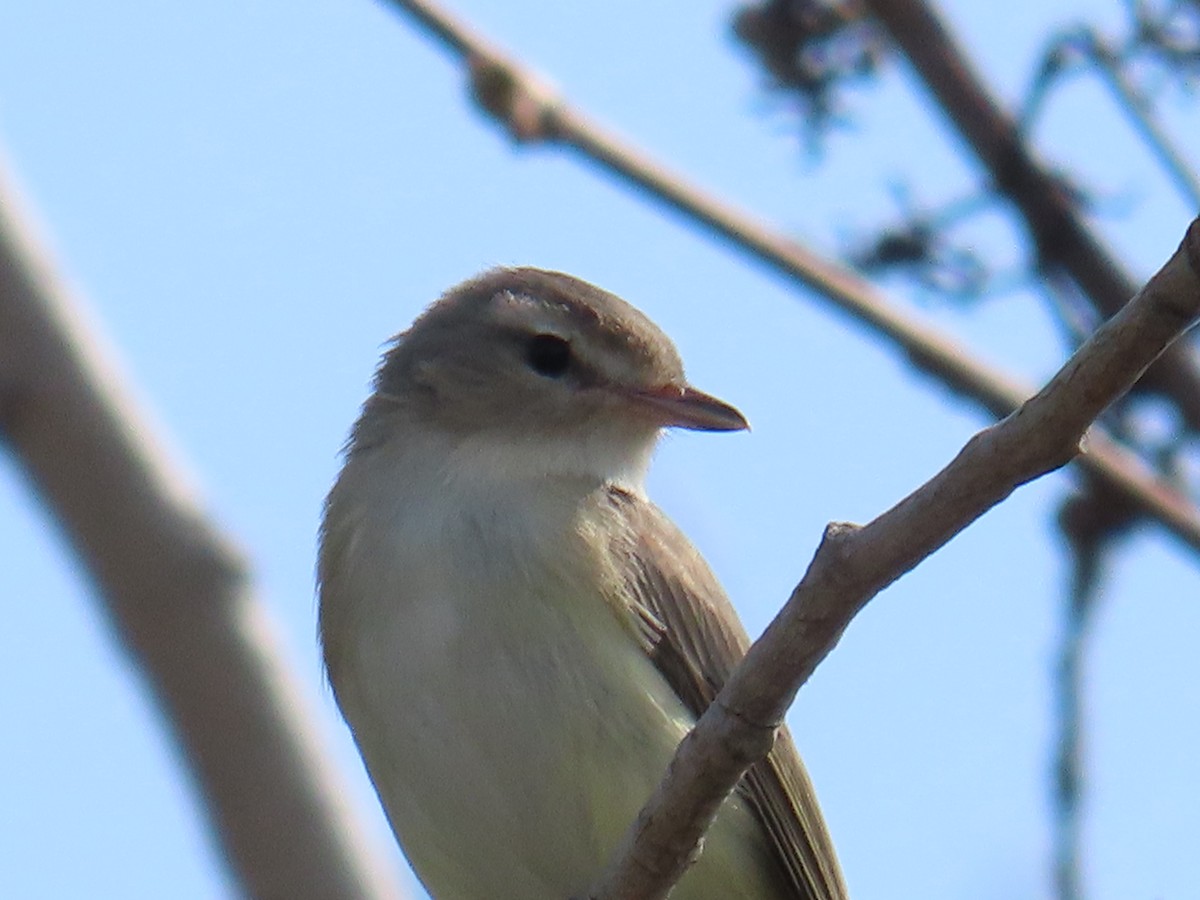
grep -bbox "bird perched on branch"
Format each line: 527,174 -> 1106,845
319,267 -> 847,899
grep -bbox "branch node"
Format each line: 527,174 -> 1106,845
467,52 -> 561,143
821,520 -> 861,548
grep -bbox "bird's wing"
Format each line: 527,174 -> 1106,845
602,486 -> 848,900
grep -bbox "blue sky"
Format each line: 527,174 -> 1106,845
1,1 -> 1197,898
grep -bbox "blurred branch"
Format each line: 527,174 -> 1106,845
1022,26 -> 1200,209
0,159 -> 404,898
378,0 -> 1200,557
1083,32 -> 1200,208
1052,486 -> 1135,900
590,222 -> 1200,900
1123,0 -> 1200,82
731,0 -> 887,151
850,0 -> 1200,430
845,185 -> 998,301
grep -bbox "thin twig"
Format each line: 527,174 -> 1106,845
1053,500 -> 1102,900
1023,25 -> 1200,212
1053,482 -> 1136,900
1086,31 -> 1200,209
589,221 -> 1200,899
0,157 -> 405,898
380,0 -> 1200,557
860,0 -> 1200,430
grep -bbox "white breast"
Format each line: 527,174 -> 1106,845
320,432 -> 679,895
319,429 -> 783,900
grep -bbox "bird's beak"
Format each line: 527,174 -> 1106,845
627,384 -> 749,432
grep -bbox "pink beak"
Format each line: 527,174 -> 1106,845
627,384 -> 749,432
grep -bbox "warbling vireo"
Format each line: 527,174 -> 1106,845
319,268 -> 846,899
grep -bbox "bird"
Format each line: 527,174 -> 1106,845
318,267 -> 847,899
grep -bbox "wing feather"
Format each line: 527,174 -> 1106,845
603,486 -> 848,900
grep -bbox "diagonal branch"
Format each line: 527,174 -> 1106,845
588,222 -> 1200,899
0,158 -> 405,898
859,0 -> 1200,429
380,0 -> 1200,558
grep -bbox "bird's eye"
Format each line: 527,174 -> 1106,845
525,333 -> 572,378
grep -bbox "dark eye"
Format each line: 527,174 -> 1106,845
525,333 -> 572,378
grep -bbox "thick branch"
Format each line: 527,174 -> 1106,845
588,222 -> 1199,898
382,0 -> 1200,557
0,161 -> 404,897
860,0 -> 1200,429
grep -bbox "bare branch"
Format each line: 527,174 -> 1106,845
0,159 -> 405,898
859,0 -> 1200,430
380,0 -> 1200,557
588,221 -> 1199,899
